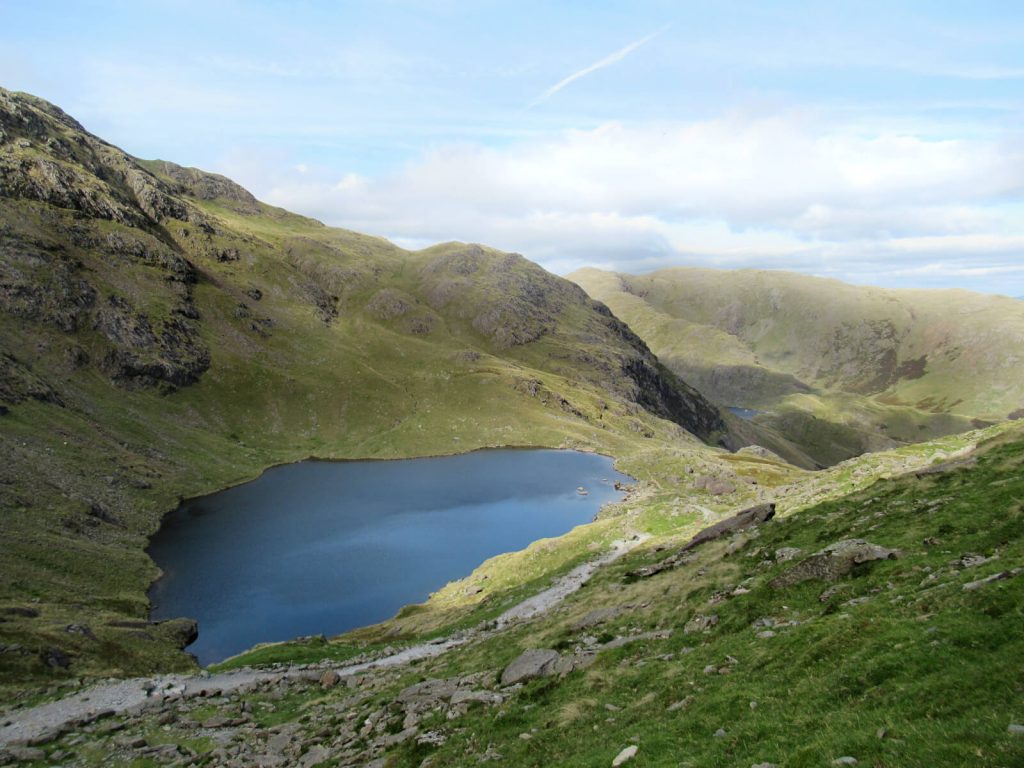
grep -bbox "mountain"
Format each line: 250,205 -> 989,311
0,88 -> 816,687
1,89 -> 1023,767
570,267 -> 1024,465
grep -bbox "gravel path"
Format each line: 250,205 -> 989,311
494,535 -> 647,627
0,535 -> 645,747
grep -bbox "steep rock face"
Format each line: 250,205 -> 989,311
414,244 -> 733,444
0,91 -> 217,393
142,159 -> 260,212
0,87 -> 751,446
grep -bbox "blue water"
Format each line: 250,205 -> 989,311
148,449 -> 630,664
728,406 -> 763,420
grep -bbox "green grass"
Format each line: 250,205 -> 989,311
571,266 -> 1024,465
371,428 -> 1024,766
209,637 -> 374,672
50,424 -> 1019,768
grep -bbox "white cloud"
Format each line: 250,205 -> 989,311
243,111 -> 1024,292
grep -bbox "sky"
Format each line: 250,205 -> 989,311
3,0 -> 1024,295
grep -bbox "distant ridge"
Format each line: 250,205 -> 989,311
571,266 -> 1024,465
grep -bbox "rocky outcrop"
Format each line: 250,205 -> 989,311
628,503 -> 776,579
155,618 -> 199,650
94,295 -> 209,389
684,503 -> 776,551
144,160 -> 260,213
770,539 -> 900,589
500,649 -> 560,685
0,353 -> 64,408
499,648 -> 596,685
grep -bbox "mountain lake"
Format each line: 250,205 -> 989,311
148,449 -> 631,664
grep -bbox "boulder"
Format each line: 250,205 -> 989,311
774,547 -> 802,562
627,503 -> 775,579
612,745 -> 638,766
572,605 -> 627,630
40,646 -> 70,669
450,689 -> 504,707
684,614 -> 719,634
156,618 -> 199,649
770,539 -> 900,589
397,678 -> 460,708
683,503 -> 775,551
500,649 -> 560,685
963,569 -> 1021,591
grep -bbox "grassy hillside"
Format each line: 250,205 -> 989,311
0,88 -> 813,691
570,267 -> 1024,464
17,421 -> 1022,766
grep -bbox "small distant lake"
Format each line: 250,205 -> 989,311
148,449 -> 630,665
728,406 -> 763,420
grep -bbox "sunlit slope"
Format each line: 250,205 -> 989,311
571,266 -> 1024,464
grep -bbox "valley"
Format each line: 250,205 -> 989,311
0,87 -> 1022,767
570,267 -> 1024,466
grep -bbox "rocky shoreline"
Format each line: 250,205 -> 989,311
0,535 -> 648,764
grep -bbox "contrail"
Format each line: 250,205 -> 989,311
528,24 -> 670,108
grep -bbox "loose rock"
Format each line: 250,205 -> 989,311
612,745 -> 638,766
500,649 -> 560,685
771,539 -> 900,588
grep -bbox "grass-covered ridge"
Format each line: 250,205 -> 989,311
570,266 -> 1024,466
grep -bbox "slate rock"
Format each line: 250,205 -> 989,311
5,746 -> 45,762
684,614 -> 719,634
963,569 -> 1021,591
771,539 -> 900,589
500,649 -> 560,685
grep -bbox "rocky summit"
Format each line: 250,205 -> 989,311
0,88 -> 1022,768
